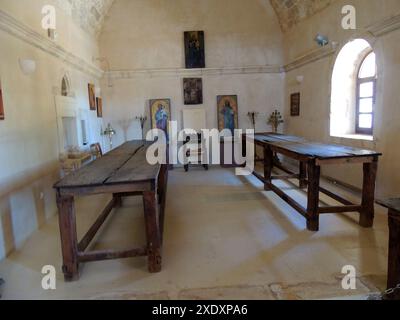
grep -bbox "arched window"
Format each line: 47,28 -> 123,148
356,52 -> 377,135
330,39 -> 377,139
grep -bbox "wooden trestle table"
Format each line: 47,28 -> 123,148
54,141 -> 168,281
248,133 -> 382,232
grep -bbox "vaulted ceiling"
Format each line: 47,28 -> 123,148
54,0 -> 115,36
55,0 -> 334,36
270,0 -> 335,31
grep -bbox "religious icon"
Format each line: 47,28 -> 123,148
290,92 -> 300,116
183,78 -> 203,105
217,95 -> 239,134
96,97 -> 103,118
184,31 -> 205,69
150,99 -> 171,141
88,83 -> 96,110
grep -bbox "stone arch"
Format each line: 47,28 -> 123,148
330,38 -> 377,137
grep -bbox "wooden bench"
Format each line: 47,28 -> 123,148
54,140 -> 168,281
376,198 -> 400,300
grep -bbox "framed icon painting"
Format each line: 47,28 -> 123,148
217,95 -> 239,134
290,92 -> 300,117
183,78 -> 203,105
184,31 -> 205,69
150,99 -> 171,141
96,97 -> 103,118
88,83 -> 96,110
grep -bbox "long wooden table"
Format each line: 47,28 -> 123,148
54,141 -> 168,281
249,133 -> 382,231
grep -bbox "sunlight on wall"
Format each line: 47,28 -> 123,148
330,39 -> 372,137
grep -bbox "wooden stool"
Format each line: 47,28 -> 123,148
376,198 -> 400,300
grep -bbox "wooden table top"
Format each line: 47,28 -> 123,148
376,199 -> 400,213
253,133 -> 382,160
54,141 -> 161,189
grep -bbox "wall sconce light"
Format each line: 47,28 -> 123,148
296,75 -> 304,84
331,41 -> 339,50
19,59 -> 37,75
314,34 -> 329,47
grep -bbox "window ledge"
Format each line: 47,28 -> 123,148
330,133 -> 374,141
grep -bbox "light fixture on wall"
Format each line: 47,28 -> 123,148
314,34 -> 329,47
331,41 -> 339,50
296,75 -> 304,84
19,58 -> 37,75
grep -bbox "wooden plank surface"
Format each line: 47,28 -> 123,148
54,141 -> 154,189
106,145 -> 161,184
107,141 -> 145,155
254,133 -> 381,160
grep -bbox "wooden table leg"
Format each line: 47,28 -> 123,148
56,192 -> 79,281
158,164 -> 168,244
299,161 -> 307,189
387,210 -> 400,300
307,160 -> 320,231
113,193 -> 122,208
264,146 -> 273,191
360,159 -> 378,228
143,191 -> 162,273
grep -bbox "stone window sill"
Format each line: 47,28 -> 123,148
330,133 -> 374,141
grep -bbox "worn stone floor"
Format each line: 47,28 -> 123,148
0,166 -> 389,300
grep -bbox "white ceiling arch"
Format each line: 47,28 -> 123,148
55,0 -> 334,36
269,0 -> 334,31
54,0 -> 115,36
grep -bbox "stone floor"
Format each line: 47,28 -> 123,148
0,166 -> 389,300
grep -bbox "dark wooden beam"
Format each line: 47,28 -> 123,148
318,186 -> 355,206
318,205 -> 362,214
267,182 -> 308,218
264,146 -> 273,191
56,192 -> 79,281
360,160 -> 378,228
77,247 -> 148,263
387,210 -> 400,300
253,171 -> 266,183
307,160 -> 321,231
271,174 -> 300,180
78,198 -> 116,252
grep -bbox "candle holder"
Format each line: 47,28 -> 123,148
136,115 -> 148,140
267,110 -> 284,133
247,112 -> 259,131
103,123 -> 116,149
